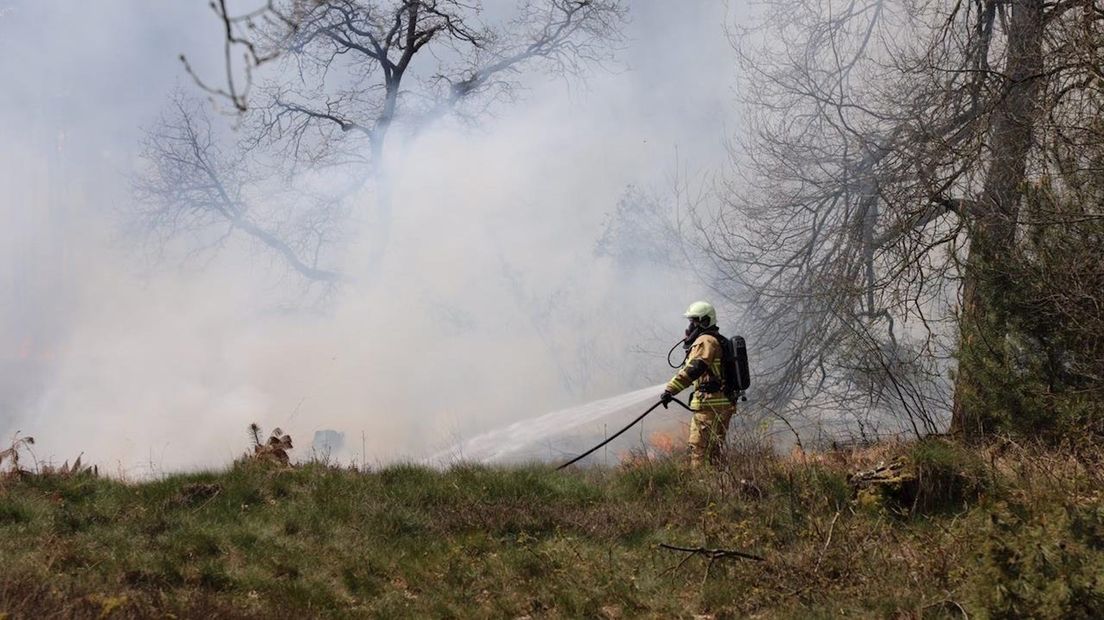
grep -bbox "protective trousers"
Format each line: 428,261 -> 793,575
688,402 -> 736,468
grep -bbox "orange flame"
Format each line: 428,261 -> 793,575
648,431 -> 678,456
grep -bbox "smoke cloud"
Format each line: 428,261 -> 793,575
0,0 -> 739,475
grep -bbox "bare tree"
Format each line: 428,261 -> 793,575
147,0 -> 626,282
711,0 -> 1103,439
134,95 -> 349,285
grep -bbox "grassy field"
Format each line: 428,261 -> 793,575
1,436 -> 1102,618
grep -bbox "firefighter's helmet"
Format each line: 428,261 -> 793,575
683,301 -> 717,328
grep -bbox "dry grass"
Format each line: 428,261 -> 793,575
0,435 -> 1100,618
0,433 -> 35,477
2,433 -> 98,483
241,423 -> 294,466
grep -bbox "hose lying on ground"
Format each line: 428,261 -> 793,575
556,396 -> 692,470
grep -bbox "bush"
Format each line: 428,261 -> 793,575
909,438 -> 989,513
959,173 -> 1104,441
971,502 -> 1104,618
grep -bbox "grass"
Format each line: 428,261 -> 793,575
1,437 -> 1102,618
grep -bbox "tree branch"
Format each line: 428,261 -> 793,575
658,543 -> 766,563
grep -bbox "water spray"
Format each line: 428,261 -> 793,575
556,395 -> 692,470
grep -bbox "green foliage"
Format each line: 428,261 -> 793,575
909,438 -> 988,513
959,172 -> 1104,441
610,455 -> 685,500
0,500 -> 33,525
971,502 -> 1104,618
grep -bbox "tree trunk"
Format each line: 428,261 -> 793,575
950,0 -> 1045,439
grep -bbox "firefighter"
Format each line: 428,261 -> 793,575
661,301 -> 737,468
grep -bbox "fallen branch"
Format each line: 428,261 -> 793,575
813,510 -> 841,574
922,598 -> 970,619
658,543 -> 765,563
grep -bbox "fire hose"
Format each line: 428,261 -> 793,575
556,395 -> 693,470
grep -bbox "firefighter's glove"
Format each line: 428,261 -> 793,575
660,390 -> 674,409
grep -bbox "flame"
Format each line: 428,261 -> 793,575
615,430 -> 684,467
647,430 -> 679,456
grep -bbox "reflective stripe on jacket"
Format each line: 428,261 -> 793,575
665,332 -> 731,410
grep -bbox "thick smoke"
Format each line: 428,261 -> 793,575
0,1 -> 738,474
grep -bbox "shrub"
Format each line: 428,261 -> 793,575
909,438 -> 989,514
959,173 -> 1104,442
971,502 -> 1104,618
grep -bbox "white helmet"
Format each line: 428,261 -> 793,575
683,301 -> 717,328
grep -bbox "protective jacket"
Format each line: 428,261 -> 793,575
665,329 -> 731,411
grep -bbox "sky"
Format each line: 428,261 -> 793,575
0,0 -> 742,475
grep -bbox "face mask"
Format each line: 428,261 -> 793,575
684,319 -> 701,348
